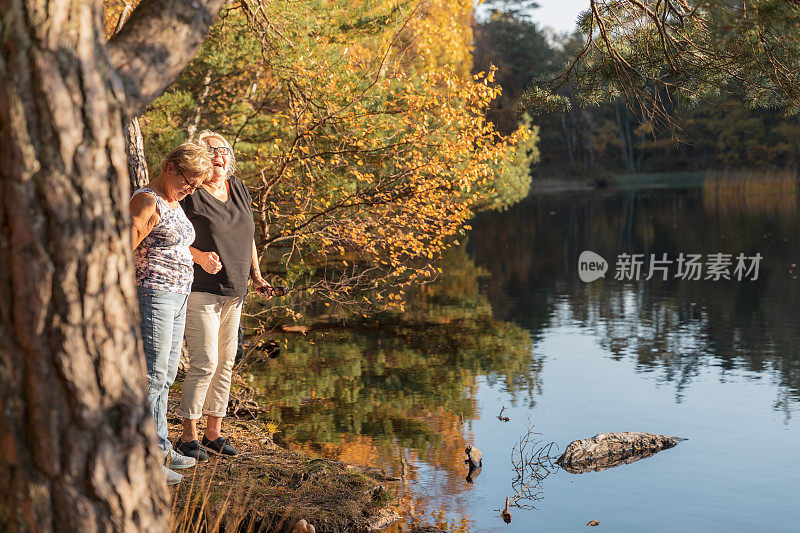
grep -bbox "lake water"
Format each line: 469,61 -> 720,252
250,182 -> 800,532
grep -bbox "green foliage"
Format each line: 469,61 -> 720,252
524,1 -> 800,123
479,113 -> 540,210
473,4 -> 556,134
471,1 -> 800,176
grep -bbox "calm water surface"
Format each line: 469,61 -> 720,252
251,184 -> 800,532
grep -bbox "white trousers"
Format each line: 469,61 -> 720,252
178,292 -> 243,419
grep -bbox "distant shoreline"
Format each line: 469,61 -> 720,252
530,168 -> 800,195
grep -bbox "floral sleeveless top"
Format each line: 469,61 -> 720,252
133,188 -> 196,294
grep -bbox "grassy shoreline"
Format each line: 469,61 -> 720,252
165,380 -> 401,532
529,171 -> 709,194
530,168 -> 800,195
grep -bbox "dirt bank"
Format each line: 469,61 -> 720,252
166,382 -> 400,532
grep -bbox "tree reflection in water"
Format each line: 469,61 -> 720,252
470,182 -> 800,410
243,177 -> 800,529
246,244 -> 542,529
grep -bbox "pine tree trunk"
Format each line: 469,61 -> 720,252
0,1 -> 167,530
561,113 -> 575,165
127,117 -> 150,191
115,2 -> 150,193
615,102 -> 636,173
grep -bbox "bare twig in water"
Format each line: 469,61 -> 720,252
497,406 -> 510,422
501,496 -> 511,524
507,420 -> 559,511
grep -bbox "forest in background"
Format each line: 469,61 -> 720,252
475,1 -> 800,177
104,0 -> 800,323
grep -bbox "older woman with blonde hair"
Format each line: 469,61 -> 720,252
175,130 -> 271,461
130,142 -> 213,485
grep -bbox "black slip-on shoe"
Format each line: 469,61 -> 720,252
176,437 -> 209,463
201,435 -> 239,457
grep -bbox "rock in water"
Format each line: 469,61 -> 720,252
466,464 -> 482,484
465,444 -> 482,468
557,432 -> 685,474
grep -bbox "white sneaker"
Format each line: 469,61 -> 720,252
163,466 -> 183,486
166,449 -> 197,470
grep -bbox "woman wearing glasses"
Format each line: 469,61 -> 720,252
175,130 -> 271,461
130,142 -> 214,485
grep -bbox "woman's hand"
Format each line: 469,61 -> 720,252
252,274 -> 273,300
198,251 -> 222,274
250,239 -> 272,299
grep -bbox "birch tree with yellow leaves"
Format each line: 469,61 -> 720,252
139,0 -> 538,314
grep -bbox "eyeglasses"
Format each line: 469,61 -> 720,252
206,145 -> 231,157
178,170 -> 204,192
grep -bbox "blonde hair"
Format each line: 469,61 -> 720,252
196,130 -> 238,179
161,142 -> 213,181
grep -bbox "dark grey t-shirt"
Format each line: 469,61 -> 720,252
180,177 -> 255,298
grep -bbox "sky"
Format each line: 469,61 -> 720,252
532,0 -> 587,34
476,0 -> 588,35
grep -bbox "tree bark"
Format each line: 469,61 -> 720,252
561,112 -> 575,165
0,0 -> 223,529
113,3 -> 150,192
127,117 -> 150,190
108,0 -> 226,117
615,102 -> 637,172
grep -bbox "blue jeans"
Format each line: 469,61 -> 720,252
137,286 -> 188,453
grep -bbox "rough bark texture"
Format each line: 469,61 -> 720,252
557,432 -> 684,474
114,3 -> 150,192
107,0 -> 226,117
0,0 -> 222,530
0,2 -> 168,530
126,117 -> 149,190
